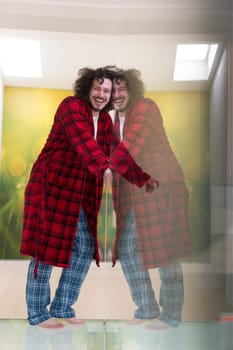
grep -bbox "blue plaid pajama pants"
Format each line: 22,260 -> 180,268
26,208 -> 95,325
118,210 -> 184,326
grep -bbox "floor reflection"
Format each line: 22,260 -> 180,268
0,319 -> 103,350
105,320 -> 220,350
0,319 -> 232,350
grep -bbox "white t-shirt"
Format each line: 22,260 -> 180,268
93,115 -> 99,140
119,115 -> 125,141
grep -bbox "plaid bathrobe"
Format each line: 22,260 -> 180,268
111,98 -> 191,269
20,96 -> 113,269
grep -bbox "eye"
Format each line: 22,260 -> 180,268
92,85 -> 100,91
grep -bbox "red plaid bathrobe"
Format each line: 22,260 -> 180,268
111,98 -> 191,269
20,96 -> 112,269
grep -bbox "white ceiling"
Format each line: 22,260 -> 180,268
0,0 -> 232,91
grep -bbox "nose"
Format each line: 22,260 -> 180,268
113,89 -> 119,99
98,89 -> 104,97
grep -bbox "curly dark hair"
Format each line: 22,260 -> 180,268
73,65 -> 117,111
113,68 -> 145,105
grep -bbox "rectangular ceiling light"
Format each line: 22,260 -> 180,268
0,38 -> 42,78
173,43 -> 218,81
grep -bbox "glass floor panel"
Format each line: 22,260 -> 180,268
0,319 -> 232,350
105,320 -> 223,350
0,319 -> 104,350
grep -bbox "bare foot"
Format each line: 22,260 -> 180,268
125,318 -> 143,326
66,317 -> 85,325
145,319 -> 170,330
38,319 -> 64,329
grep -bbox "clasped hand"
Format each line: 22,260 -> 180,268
103,169 -> 158,194
103,168 -> 113,190
145,177 -> 159,193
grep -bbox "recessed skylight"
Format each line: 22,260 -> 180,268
0,38 -> 42,78
173,43 -> 218,81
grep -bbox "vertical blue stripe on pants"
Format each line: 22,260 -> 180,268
26,208 -> 95,325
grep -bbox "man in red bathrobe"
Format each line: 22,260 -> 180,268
20,66 -> 116,328
110,68 -> 191,328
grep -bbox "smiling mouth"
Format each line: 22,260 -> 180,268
94,98 -> 104,104
114,99 -> 124,104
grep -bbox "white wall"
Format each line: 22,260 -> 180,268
209,47 -> 228,282
225,33 -> 233,306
